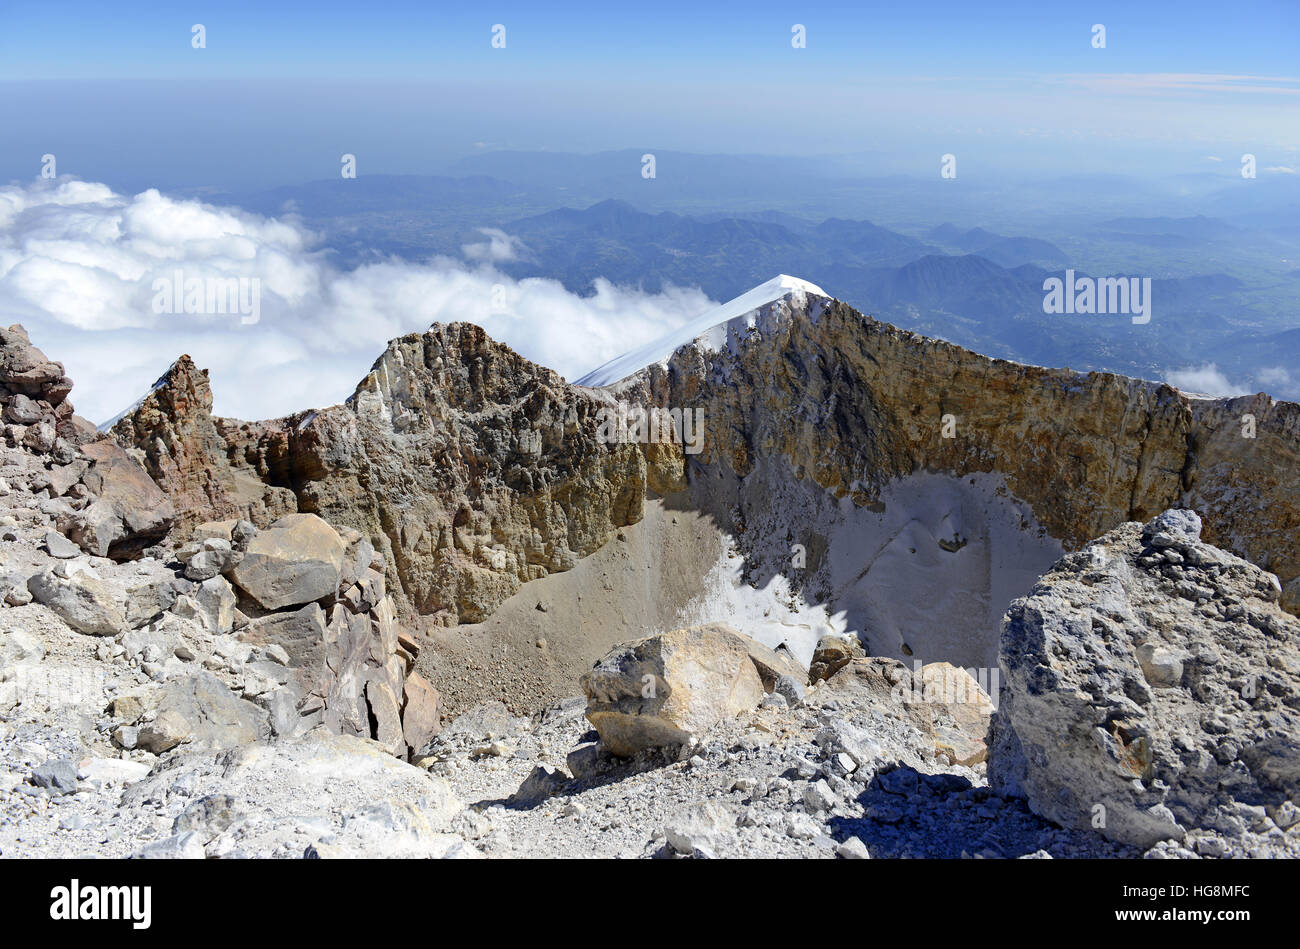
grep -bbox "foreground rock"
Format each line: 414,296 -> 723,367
118,732 -> 469,858
580,624 -> 766,756
62,440 -> 175,558
229,514 -> 345,610
136,672 -> 270,753
990,509 -> 1300,849
819,657 -> 996,766
27,564 -> 127,636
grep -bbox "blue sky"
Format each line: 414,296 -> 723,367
0,1 -> 1297,188
4,1 -> 1299,80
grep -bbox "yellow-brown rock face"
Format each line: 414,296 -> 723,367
111,295 -> 1300,627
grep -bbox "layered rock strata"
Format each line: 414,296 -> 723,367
106,292 -> 1300,635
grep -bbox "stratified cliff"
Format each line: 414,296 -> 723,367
616,296 -> 1300,616
110,288 -> 1300,628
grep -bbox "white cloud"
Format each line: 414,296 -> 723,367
1263,165 -> 1297,174
1257,366 -> 1291,389
460,227 -> 524,263
1165,363 -> 1252,398
0,178 -> 714,424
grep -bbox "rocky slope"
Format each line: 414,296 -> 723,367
5,510 -> 1295,859
2,307 -> 1298,859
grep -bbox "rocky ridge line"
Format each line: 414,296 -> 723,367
108,292 -> 1300,634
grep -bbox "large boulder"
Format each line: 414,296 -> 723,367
136,671 -> 269,754
579,624 -> 765,757
990,510 -> 1300,849
63,440 -> 175,557
120,731 -> 465,858
0,325 -> 71,401
229,514 -> 345,610
27,565 -> 126,636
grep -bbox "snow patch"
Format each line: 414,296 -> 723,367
676,463 -> 1063,671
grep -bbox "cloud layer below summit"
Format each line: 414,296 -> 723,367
0,179 -> 711,423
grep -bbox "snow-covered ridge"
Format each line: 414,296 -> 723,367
96,363 -> 177,432
574,275 -> 829,387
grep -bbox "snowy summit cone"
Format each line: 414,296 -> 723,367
573,275 -> 830,387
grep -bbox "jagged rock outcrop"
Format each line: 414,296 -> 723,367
113,325 -> 658,625
108,293 -> 1300,645
106,355 -> 296,536
989,510 -> 1300,849
1,324 -> 175,559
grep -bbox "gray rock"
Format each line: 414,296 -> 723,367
991,511 -> 1300,849
3,392 -> 44,424
46,461 -> 88,498
136,671 -> 269,754
173,794 -> 243,840
802,779 -> 837,813
132,831 -> 205,859
113,725 -> 139,750
836,836 -> 870,859
1141,509 -> 1202,546
183,547 -> 233,581
510,765 -> 568,804
27,566 -> 126,635
0,627 -> 46,675
193,575 -> 236,634
565,741 -> 610,781
29,758 -> 79,795
773,674 -> 806,705
664,802 -> 735,857
42,530 -> 80,559
443,700 -> 514,741
126,578 -> 178,628
366,678 -> 404,757
230,520 -> 257,550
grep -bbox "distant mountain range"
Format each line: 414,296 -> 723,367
203,173 -> 1300,401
